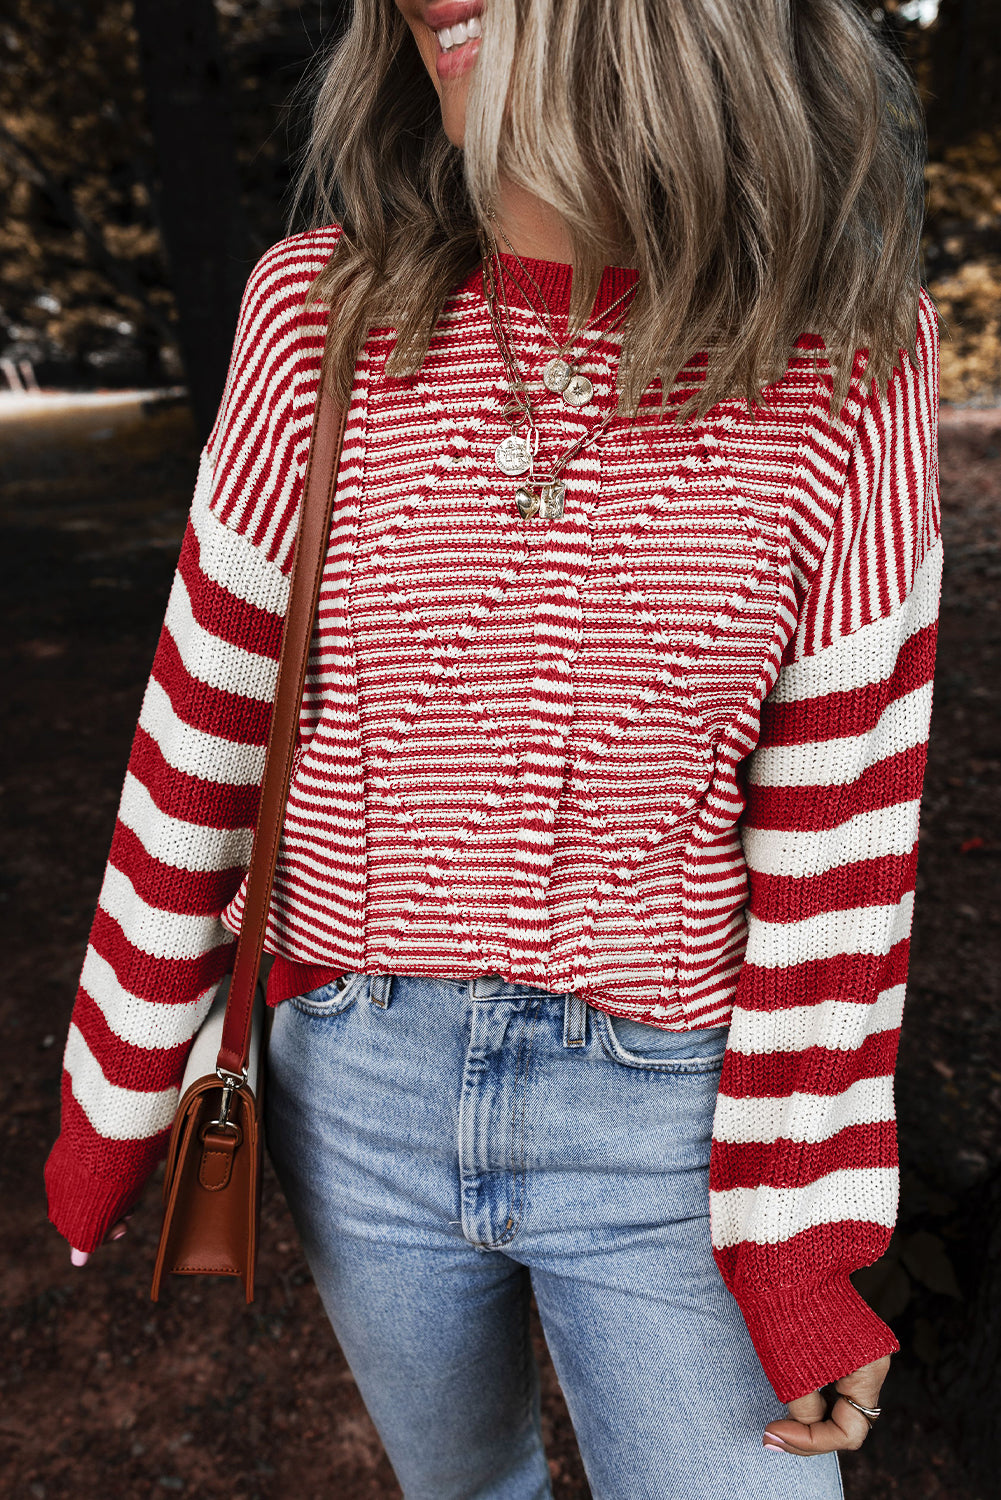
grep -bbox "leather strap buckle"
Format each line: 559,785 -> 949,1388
212,1065 -> 248,1131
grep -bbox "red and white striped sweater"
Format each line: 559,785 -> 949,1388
45,225 -> 941,1403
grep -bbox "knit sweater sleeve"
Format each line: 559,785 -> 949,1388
43,239 -> 314,1253
710,290 -> 942,1403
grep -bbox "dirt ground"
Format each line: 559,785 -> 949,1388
1,394 -> 998,1499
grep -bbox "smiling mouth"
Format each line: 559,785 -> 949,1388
434,15 -> 482,53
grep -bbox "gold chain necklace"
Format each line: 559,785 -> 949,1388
489,217 -> 637,406
479,223 -> 637,520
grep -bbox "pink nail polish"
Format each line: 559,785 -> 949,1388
111,1229 -> 126,1240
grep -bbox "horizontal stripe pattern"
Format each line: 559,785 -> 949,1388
727,982 -> 906,1056
710,1120 -> 900,1195
710,292 -> 941,1396
80,947 -> 220,1050
749,681 -> 934,787
63,1024 -> 180,1142
138,680 -> 266,789
714,1073 -> 896,1146
711,1167 -> 899,1250
741,801 -> 921,879
45,229 -> 941,1402
117,772 -> 253,876
52,460 -> 290,1227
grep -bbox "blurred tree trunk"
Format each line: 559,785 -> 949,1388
132,0 -> 252,443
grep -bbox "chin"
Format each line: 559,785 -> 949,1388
440,109 -> 466,149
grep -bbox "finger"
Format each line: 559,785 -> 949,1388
764,1354 -> 892,1455
70,1247 -> 90,1267
798,1354 -> 892,1453
764,1405 -> 871,1456
764,1387 -> 824,1452
834,1354 -> 891,1409
786,1390 -> 827,1424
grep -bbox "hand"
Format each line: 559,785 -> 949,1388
69,1211 -> 134,1267
763,1355 -> 891,1456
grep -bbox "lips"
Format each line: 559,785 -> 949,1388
424,1 -> 484,30
435,36 -> 481,80
427,1 -> 484,80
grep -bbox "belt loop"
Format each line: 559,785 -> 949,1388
370,973 -> 393,1010
563,992 -> 587,1048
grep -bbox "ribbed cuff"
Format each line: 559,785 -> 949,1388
735,1273 -> 900,1403
44,1136 -> 145,1255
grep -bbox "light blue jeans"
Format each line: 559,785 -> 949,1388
265,972 -> 843,1500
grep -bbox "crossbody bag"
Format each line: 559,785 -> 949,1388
151,380 -> 349,1301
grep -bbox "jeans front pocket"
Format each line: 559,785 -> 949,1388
288,971 -> 366,1018
598,1010 -> 729,1073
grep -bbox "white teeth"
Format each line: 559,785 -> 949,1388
436,16 -> 481,51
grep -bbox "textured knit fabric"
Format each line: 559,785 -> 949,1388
45,224 -> 942,1403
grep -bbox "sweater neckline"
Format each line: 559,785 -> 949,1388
457,249 -> 639,326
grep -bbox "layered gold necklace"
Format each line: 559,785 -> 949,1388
480,219 -> 637,520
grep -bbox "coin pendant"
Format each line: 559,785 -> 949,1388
562,373 -> 593,407
495,434 -> 532,476
543,357 -> 572,394
515,485 -> 540,519
539,481 -> 566,520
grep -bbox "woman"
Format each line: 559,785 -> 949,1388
45,2 -> 941,1496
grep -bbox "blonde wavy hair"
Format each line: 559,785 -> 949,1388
289,0 -> 929,423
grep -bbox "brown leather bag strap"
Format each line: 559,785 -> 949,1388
215,381 -> 349,1079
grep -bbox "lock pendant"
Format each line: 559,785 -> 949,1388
539,481 -> 566,520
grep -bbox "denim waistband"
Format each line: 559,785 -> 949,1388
357,971 -> 570,1004
301,970 -> 729,1056
468,972 -> 571,1001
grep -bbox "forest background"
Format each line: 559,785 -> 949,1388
1,3 -> 999,1499
2,0 -> 1001,418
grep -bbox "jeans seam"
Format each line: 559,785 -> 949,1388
288,993 -> 356,1019
514,995 -> 543,1238
598,1012 -> 728,1073
517,1270 -> 553,1498
496,993 -> 542,1246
